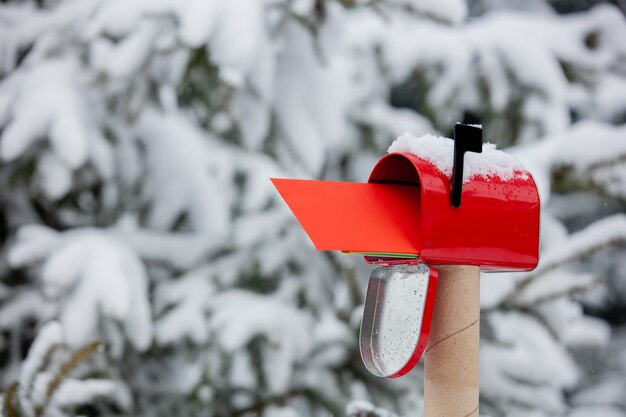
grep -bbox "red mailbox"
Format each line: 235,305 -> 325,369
271,124 -> 540,382
272,151 -> 539,270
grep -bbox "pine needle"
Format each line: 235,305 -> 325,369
35,341 -> 102,417
4,382 -> 20,417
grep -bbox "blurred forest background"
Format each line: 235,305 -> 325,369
1,0 -> 626,416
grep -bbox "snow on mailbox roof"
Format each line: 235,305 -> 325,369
388,132 -> 528,182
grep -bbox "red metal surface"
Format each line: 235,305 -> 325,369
389,265 -> 438,378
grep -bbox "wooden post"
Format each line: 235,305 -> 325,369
424,265 -> 480,417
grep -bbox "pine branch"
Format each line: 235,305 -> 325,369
528,215 -> 625,275
553,156 -> 626,205
3,383 -> 20,417
35,341 -> 101,417
230,386 -> 344,417
347,400 -> 399,417
587,152 -> 626,173
484,214 -> 626,313
20,342 -> 63,401
230,388 -> 302,417
516,274 -> 603,308
37,343 -> 62,377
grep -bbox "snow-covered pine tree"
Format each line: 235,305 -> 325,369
1,1 -> 625,416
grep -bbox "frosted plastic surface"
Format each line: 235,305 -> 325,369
360,264 -> 430,377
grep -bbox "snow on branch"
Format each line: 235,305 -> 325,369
552,122 -> 626,174
545,122 -> 626,201
346,400 -> 399,417
209,290 -> 313,394
481,312 -> 579,413
514,270 -> 601,307
0,59 -> 113,199
527,214 -> 625,277
4,321 -> 130,417
361,4 -> 626,142
8,225 -> 152,352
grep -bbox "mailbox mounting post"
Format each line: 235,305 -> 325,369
425,265 -> 480,417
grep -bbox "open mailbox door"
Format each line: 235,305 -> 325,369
271,179 -> 422,255
360,264 -> 438,378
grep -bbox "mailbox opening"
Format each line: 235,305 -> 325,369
369,153 -> 423,187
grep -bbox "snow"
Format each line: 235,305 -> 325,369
112,226 -> 219,270
515,270 -> 597,306
0,57 -> 114,200
562,315 -> 611,349
553,122 -> 626,174
389,132 -> 528,182
105,21 -> 159,79
568,407 -> 625,417
387,0 -> 467,23
347,400 -> 398,417
207,0 -> 267,85
354,101 -> 433,144
137,109 -> 231,235
210,292 -> 305,351
177,0 -> 219,47
273,19 -> 354,175
154,268 -> 215,345
38,153 -> 73,200
540,213 -> 569,249
310,313 -> 352,367
587,75 -> 626,121
1,59 -> 90,167
7,224 -> 59,267
480,272 -> 517,310
51,379 -> 126,408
